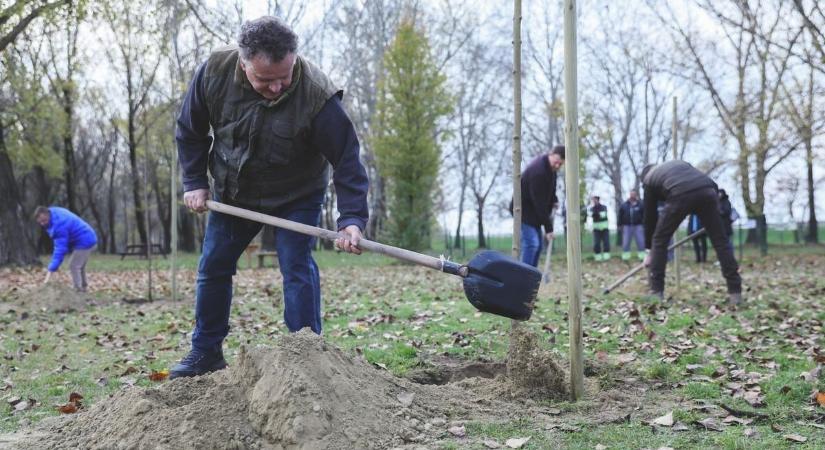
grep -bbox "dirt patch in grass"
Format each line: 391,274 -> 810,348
6,330 -> 562,449
0,284 -> 90,315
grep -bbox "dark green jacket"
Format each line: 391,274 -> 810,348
204,46 -> 340,209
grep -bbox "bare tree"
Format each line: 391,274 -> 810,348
0,0 -> 72,266
101,0 -> 166,248
654,0 -> 801,245
781,51 -> 823,243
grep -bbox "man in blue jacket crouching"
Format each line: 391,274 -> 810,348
34,206 -> 98,292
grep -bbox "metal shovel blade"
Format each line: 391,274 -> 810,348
462,250 -> 541,321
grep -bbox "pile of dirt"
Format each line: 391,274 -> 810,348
0,284 -> 89,315
505,326 -> 568,400
4,331 -> 473,449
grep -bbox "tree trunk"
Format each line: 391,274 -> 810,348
454,188 -> 465,248
0,120 -> 39,266
476,199 -> 486,249
366,171 -> 386,239
107,149 -> 118,253
806,141 -> 818,243
61,84 -> 76,212
152,162 -> 171,252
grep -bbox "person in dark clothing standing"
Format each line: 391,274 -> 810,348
641,161 -> 742,304
618,190 -> 645,261
687,213 -> 707,263
514,145 -> 565,267
173,17 -> 369,378
718,189 -> 735,250
589,196 -> 610,261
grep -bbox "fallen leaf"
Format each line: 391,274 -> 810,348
783,434 -> 807,443
595,445 -> 607,450
656,447 -> 674,450
57,403 -> 77,414
723,415 -> 753,425
695,418 -> 724,431
672,421 -> 690,431
800,366 -> 821,382
770,423 -> 784,432
652,411 -> 674,427
6,396 -> 21,406
617,353 -> 637,364
68,392 -> 83,404
448,425 -> 466,437
483,440 -> 501,449
505,437 -> 530,448
815,391 -> 825,407
743,427 -> 760,438
148,370 -> 169,382
120,366 -> 138,376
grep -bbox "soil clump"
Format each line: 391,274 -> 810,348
0,284 -> 89,315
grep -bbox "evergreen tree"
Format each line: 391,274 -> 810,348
373,19 -> 451,250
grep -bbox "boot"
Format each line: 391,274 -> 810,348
727,292 -> 743,306
170,348 -> 227,379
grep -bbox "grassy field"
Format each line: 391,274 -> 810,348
2,246 -> 824,448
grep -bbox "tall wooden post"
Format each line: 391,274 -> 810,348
512,0 -> 523,261
564,0 -> 584,400
672,96 -> 680,292
170,153 -> 178,302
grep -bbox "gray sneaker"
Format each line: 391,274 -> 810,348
727,292 -> 743,306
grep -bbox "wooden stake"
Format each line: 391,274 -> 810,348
564,0 -> 584,401
512,0 -> 523,261
672,96 -> 680,292
171,151 -> 178,302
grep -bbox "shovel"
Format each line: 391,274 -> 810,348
542,236 -> 554,284
206,200 -> 541,321
602,228 -> 706,294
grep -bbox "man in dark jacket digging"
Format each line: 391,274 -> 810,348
173,16 -> 369,378
641,161 -> 742,304
513,145 -> 565,267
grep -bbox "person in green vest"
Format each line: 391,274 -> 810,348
590,195 -> 610,261
173,16 -> 369,378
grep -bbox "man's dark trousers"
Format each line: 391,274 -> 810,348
649,187 -> 741,294
593,229 -> 610,254
192,190 -> 324,352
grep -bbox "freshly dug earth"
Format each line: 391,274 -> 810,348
0,284 -> 89,314
506,326 -> 567,400
6,330 -> 571,450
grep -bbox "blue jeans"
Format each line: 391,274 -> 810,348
192,190 -> 324,352
520,223 -> 543,267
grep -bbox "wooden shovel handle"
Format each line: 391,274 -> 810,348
602,228 -> 706,294
206,200 -> 468,276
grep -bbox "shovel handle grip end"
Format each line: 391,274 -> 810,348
441,260 -> 469,277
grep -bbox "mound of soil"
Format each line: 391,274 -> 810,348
506,326 -> 568,400
5,331 -> 464,449
0,284 -> 89,315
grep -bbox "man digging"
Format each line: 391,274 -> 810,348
641,161 -> 742,304
173,16 -> 369,379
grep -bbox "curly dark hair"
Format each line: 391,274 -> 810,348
238,16 -> 298,63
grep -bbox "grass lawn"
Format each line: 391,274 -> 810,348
1,246 -> 823,448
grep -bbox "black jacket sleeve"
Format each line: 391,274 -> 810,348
527,172 -> 554,233
175,63 -> 212,193
310,96 -> 370,232
643,188 -> 660,249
